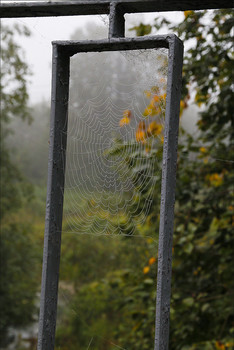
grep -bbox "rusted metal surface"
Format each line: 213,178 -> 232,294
0,0 -> 232,18
37,45 -> 70,350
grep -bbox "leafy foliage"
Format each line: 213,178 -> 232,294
0,24 -> 39,347
0,24 -> 31,126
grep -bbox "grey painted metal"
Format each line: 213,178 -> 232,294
109,2 -> 125,38
0,0 -> 232,18
37,34 -> 183,350
52,36 -> 169,56
37,45 -> 70,350
154,35 -> 183,350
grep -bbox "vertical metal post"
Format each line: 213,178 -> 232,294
37,45 -> 70,350
154,35 -> 183,350
109,1 -> 125,38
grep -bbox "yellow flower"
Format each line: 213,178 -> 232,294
145,146 -> 151,153
147,121 -> 163,137
136,130 -> 146,144
123,109 -> 132,118
153,95 -> 160,103
143,106 -> 153,117
119,109 -> 132,127
215,341 -> 225,350
179,100 -> 187,117
184,10 -> 193,18
138,121 -> 146,130
207,173 -> 223,187
225,342 -> 234,347
199,147 -> 207,153
180,100 -> 185,109
143,266 -> 150,274
149,257 -> 156,265
144,90 -> 151,98
159,93 -> 167,101
119,116 -> 130,127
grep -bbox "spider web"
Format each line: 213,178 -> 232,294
62,48 -> 168,239
57,47 -> 168,349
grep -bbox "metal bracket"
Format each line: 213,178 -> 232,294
109,1 -> 125,38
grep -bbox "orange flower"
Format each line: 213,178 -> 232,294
136,129 -> 146,144
180,100 -> 185,109
199,147 -> 207,154
159,93 -> 167,101
143,106 -> 153,117
153,95 -> 160,103
138,121 -> 146,130
184,10 -> 193,18
123,109 -> 132,118
147,121 -> 163,137
206,173 -> 223,187
119,116 -> 130,127
143,266 -> 150,274
179,100 -> 187,117
215,341 -> 225,350
144,90 -> 151,98
136,121 -> 147,143
149,257 -> 156,265
145,146 -> 151,153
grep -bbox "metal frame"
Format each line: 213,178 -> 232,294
0,0 -> 232,18
37,34 -> 183,350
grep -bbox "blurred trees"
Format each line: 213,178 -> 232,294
0,24 -> 38,347
8,102 -> 50,186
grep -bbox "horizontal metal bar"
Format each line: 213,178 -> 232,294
0,0 -> 232,18
52,35 -> 171,56
0,1 -> 110,18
